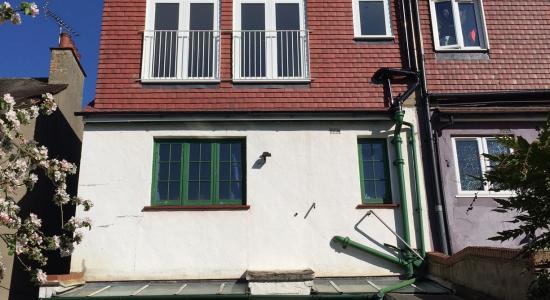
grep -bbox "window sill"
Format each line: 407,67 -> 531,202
143,205 -> 250,211
455,193 -> 513,198
353,35 -> 395,41
140,79 -> 221,84
232,79 -> 311,84
356,204 -> 399,209
434,48 -> 488,53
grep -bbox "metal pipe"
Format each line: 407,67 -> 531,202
376,278 -> 416,299
332,236 -> 407,267
402,121 -> 426,257
410,0 -> 450,254
366,210 -> 423,260
392,110 -> 411,246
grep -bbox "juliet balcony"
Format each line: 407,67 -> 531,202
140,30 -> 310,83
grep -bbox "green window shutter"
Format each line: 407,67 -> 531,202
358,139 -> 392,204
152,139 -> 246,206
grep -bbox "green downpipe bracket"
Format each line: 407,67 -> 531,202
333,236 -> 408,267
402,121 -> 426,257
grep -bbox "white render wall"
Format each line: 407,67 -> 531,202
71,108 -> 431,281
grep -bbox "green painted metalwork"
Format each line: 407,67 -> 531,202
376,278 -> 416,299
402,121 -> 426,257
392,110 -> 411,247
332,236 -> 407,267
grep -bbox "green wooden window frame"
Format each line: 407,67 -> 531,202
151,139 -> 246,206
358,139 -> 392,204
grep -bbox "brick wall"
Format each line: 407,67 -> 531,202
419,0 -> 550,93
93,0 -> 407,112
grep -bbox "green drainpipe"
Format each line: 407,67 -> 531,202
402,121 -> 426,257
392,110 -> 412,248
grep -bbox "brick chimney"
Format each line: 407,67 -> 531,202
48,32 -> 86,140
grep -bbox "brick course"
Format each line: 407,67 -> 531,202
92,0 -> 407,112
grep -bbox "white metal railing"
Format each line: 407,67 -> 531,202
233,30 -> 310,82
141,30 -> 310,82
141,30 -> 221,82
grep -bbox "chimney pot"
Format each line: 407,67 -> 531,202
59,32 -> 81,61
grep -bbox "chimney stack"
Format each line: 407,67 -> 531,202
48,32 -> 86,140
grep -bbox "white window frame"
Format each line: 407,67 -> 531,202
451,137 -> 512,197
232,0 -> 309,82
142,0 -> 220,82
352,0 -> 393,39
429,0 -> 489,51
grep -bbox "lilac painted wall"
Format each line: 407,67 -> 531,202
436,122 -> 542,253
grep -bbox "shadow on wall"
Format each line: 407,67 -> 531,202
9,110 -> 82,300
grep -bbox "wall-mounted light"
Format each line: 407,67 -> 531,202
260,152 -> 271,162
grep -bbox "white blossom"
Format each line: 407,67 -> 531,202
35,269 -> 47,284
29,213 -> 41,227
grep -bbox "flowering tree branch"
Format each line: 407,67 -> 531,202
1,2 -> 93,285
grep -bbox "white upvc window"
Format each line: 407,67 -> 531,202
141,0 -> 220,82
451,137 -> 511,197
352,0 -> 393,39
429,0 -> 489,51
232,0 -> 310,82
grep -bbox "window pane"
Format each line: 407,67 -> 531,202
188,3 -> 215,78
458,2 -> 481,47
486,138 -> 509,155
365,181 -> 376,199
231,143 -> 242,161
220,143 -> 230,161
188,182 -> 200,200
153,3 -> 179,78
190,143 -> 200,161
189,162 -> 200,180
456,140 -> 484,191
276,3 -> 302,77
375,181 -> 388,200
169,162 -> 181,180
168,182 -> 180,200
200,163 -> 211,181
157,182 -> 168,201
230,182 -> 242,200
155,3 -> 179,30
359,1 -> 387,36
231,163 -> 242,181
219,162 -> 230,180
373,161 -> 386,179
241,3 -> 266,77
159,144 -> 170,161
199,182 -> 211,200
363,161 -> 375,179
158,163 -> 169,180
371,142 -> 384,160
170,144 -> 181,161
200,143 -> 212,161
361,143 -> 372,161
435,1 -> 457,46
219,181 -> 230,199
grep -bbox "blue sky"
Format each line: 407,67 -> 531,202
0,0 -> 103,107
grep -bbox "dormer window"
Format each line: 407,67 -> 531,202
141,0 -> 220,82
352,0 -> 393,39
429,0 -> 489,51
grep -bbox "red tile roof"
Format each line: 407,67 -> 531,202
419,0 -> 550,93
92,0 -> 407,112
